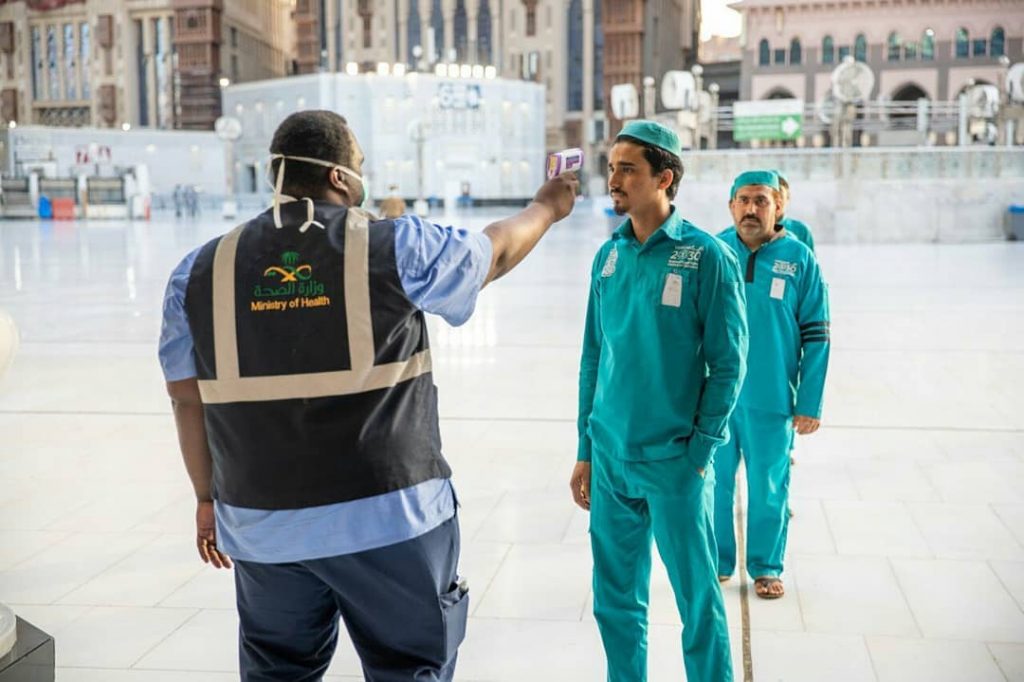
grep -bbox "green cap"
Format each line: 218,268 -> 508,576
730,170 -> 779,199
616,120 -> 682,158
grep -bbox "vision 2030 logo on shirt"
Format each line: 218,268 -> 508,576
251,251 -> 331,312
601,246 -> 619,277
772,259 -> 798,277
668,245 -> 703,270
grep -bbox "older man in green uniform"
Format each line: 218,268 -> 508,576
570,120 -> 748,681
714,171 -> 830,599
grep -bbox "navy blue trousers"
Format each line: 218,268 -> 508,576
233,515 -> 468,682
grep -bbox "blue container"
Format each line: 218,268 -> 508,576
1008,205 -> 1024,241
37,195 -> 52,219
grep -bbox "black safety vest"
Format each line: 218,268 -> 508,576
184,201 -> 450,510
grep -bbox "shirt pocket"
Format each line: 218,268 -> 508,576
766,274 -> 798,312
654,269 -> 699,331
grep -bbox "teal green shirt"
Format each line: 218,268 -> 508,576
780,216 -> 815,253
578,208 -> 748,471
717,228 -> 830,418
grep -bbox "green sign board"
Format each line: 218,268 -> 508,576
732,100 -> 804,142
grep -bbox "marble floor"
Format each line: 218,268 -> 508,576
0,203 -> 1022,681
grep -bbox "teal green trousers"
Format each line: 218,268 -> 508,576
590,450 -> 733,682
713,406 -> 793,579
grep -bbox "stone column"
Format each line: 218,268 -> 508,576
467,1 -> 477,64
397,0 -> 408,64
421,0 -> 437,64
582,0 -> 595,179
443,0 -> 455,62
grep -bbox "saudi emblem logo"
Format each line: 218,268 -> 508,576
263,251 -> 313,282
252,251 -> 327,303
601,246 -> 618,277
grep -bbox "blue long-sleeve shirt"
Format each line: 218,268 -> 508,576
578,208 -> 748,471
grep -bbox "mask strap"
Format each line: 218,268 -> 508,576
298,198 -> 324,233
272,155 -> 286,229
269,153 -> 336,232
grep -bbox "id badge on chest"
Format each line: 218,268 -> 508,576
770,277 -> 786,300
661,273 -> 683,307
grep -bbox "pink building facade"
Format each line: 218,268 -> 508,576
734,0 -> 1023,104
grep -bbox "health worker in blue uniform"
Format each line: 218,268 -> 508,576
714,171 -> 831,600
158,110 -> 579,682
570,120 -> 748,682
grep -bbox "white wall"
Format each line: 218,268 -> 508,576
669,147 -> 1024,242
675,177 -> 1021,242
223,72 -> 547,201
2,126 -> 225,196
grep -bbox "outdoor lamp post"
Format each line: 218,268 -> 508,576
997,55 -> 1013,146
708,82 -> 720,150
408,119 -> 430,217
643,76 -> 656,119
691,64 -> 704,148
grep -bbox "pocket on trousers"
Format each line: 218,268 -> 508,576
440,579 -> 469,659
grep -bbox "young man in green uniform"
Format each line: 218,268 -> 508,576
714,171 -> 831,599
570,120 -> 748,681
772,170 -> 816,252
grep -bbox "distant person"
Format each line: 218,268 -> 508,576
379,184 -> 406,219
172,184 -> 183,218
185,185 -> 199,218
458,181 -> 472,209
772,170 -> 815,252
714,171 -> 831,600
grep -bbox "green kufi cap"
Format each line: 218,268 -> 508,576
616,120 -> 682,158
730,170 -> 780,199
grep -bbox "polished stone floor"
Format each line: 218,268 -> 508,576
0,204 -> 1022,681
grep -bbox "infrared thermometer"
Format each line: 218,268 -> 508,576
546,148 -> 584,179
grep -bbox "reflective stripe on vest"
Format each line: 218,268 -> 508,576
197,207 -> 432,404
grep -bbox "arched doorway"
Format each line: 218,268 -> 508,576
765,88 -> 797,100
891,83 -> 928,121
892,84 -> 928,102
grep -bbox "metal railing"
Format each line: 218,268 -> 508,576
710,100 -> 965,136
683,146 -> 1024,182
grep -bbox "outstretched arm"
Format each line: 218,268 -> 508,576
482,173 -> 579,286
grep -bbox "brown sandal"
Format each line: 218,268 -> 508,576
754,576 -> 785,599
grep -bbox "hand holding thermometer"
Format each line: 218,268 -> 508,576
546,148 -> 584,179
